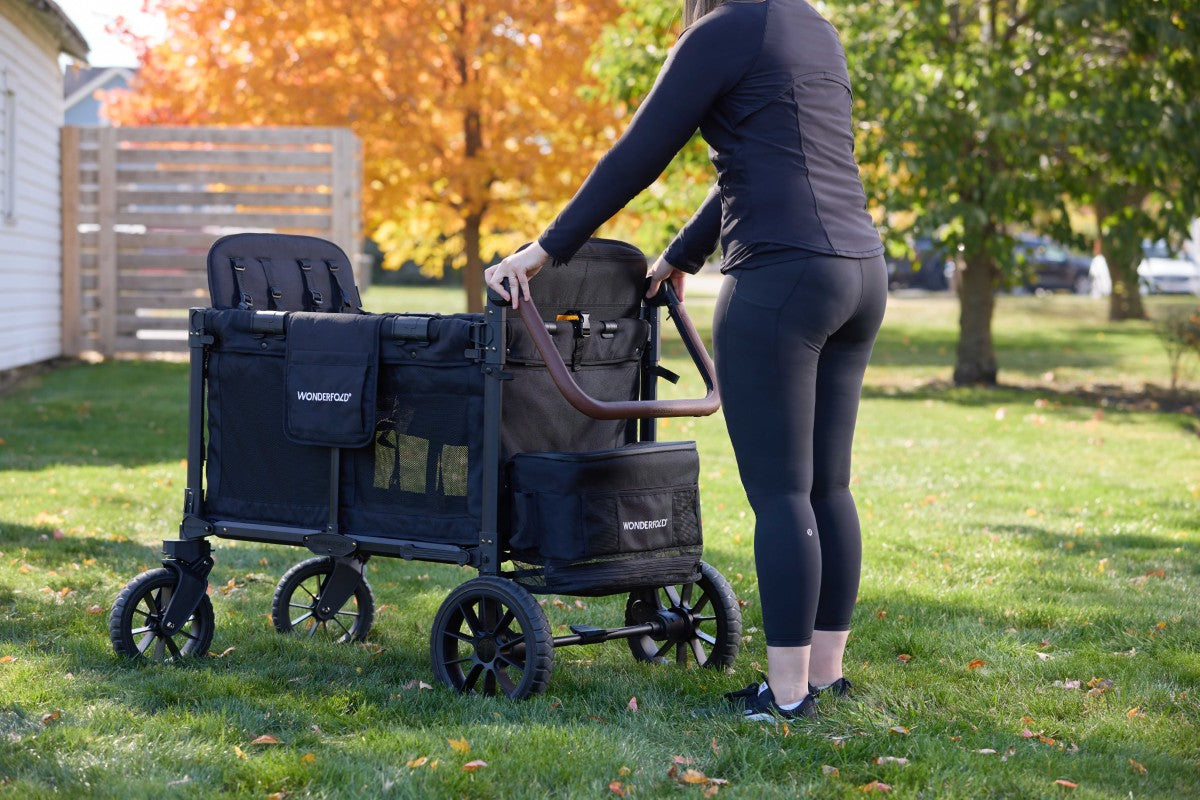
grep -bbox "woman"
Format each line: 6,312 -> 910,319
485,0 -> 886,721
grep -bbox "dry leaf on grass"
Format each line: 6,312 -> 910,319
874,756 -> 909,766
822,765 -> 840,777
627,696 -> 638,712
859,780 -> 892,792
1054,779 -> 1078,789
966,659 -> 986,670
447,737 -> 470,753
300,753 -> 316,765
0,656 -> 15,664
1129,759 -> 1147,775
40,711 -> 61,725
462,760 -> 488,772
249,735 -> 281,745
896,654 -> 912,663
406,756 -> 428,768
888,726 -> 909,735
609,781 -> 626,796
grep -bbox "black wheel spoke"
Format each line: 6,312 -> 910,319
496,651 -> 525,670
288,602 -> 316,611
446,628 -> 474,643
694,614 -> 717,623
696,630 -> 717,646
461,603 -> 482,635
307,620 -> 321,638
692,594 -> 711,616
675,641 -> 686,666
164,635 -> 183,660
290,611 -> 315,628
153,636 -> 167,661
654,640 -> 673,659
495,667 -> 518,696
690,638 -> 707,665
136,632 -> 156,654
681,582 -> 693,607
664,585 -> 683,608
483,669 -> 498,696
445,654 -> 475,667
130,625 -> 152,636
332,615 -> 352,639
495,609 -> 516,637
463,663 -> 484,692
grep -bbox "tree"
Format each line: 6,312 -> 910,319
835,1 -> 1071,385
105,0 -> 622,312
1045,1 -> 1200,321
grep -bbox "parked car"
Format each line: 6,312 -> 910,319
1089,241 -> 1200,297
1014,235 -> 1093,294
885,238 -> 951,291
1137,240 -> 1200,295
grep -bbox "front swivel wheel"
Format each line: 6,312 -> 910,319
271,557 -> 375,642
109,568 -> 215,661
430,577 -> 553,700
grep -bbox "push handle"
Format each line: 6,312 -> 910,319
496,281 -> 721,420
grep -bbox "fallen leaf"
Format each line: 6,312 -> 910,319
1054,679 -> 1081,690
41,711 -> 61,725
609,781 -> 626,796
0,656 -> 15,664
896,653 -> 912,663
300,752 -> 316,765
1129,759 -> 1147,776
447,737 -> 470,753
973,749 -> 997,755
210,646 -> 236,658
406,756 -> 428,768
233,745 -> 247,760
1038,734 -> 1057,746
1126,707 -> 1143,718
780,722 -> 790,737
832,737 -> 847,748
461,760 -> 488,772
672,756 -> 695,766
888,726 -> 908,735
618,766 -> 632,777
680,769 -> 709,785
710,738 -> 720,755
86,605 -> 103,615
1054,779 -> 1078,789
1021,728 -> 1036,739
966,659 -> 986,670
1036,652 -> 1052,661
627,696 -> 638,712
822,765 -> 840,777
249,735 -> 281,745
267,792 -> 286,800
860,780 -> 892,792
703,787 -> 719,798
874,756 -> 909,766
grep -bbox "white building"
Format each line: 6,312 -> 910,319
0,0 -> 87,372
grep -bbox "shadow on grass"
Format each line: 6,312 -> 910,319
862,378 -> 1200,416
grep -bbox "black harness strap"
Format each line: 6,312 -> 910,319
257,257 -> 283,310
296,258 -> 324,311
324,259 -> 359,312
229,257 -> 253,309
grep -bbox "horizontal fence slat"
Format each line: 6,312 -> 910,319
113,127 -> 343,145
114,148 -> 332,168
118,315 -> 189,330
112,190 -> 333,208
114,212 -> 332,228
80,169 -> 334,188
118,293 -> 209,311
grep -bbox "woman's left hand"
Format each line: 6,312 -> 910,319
645,254 -> 687,302
484,242 -> 551,309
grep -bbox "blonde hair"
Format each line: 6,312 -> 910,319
683,0 -> 724,27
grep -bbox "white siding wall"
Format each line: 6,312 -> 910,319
0,1 -> 66,371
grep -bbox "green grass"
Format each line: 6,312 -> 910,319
1,288 -> 1198,798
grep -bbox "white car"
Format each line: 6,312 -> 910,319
1089,242 -> 1200,297
1137,241 -> 1200,295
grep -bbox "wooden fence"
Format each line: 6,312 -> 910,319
61,126 -> 363,356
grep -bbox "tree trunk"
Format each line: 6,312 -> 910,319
1103,234 -> 1147,322
464,211 -> 484,313
954,252 -> 999,385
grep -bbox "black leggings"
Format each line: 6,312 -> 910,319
712,253 -> 887,647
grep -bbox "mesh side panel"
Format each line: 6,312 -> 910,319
344,365 -> 483,543
501,361 -> 639,456
205,350 -> 329,526
509,547 -> 704,597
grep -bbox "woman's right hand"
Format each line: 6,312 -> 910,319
645,254 -> 687,302
484,242 -> 551,309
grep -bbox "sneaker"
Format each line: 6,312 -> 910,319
809,677 -> 853,699
742,684 -> 818,721
724,673 -> 768,706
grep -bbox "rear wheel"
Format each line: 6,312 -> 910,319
110,568 -> 214,661
430,577 -> 553,700
625,561 -> 740,669
271,557 -> 374,642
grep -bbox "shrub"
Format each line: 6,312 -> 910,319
1155,305 -> 1200,392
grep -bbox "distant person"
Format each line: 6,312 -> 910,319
1089,254 -> 1112,298
486,0 -> 885,721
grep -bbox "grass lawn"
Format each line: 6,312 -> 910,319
0,286 -> 1197,799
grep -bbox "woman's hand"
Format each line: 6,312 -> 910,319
645,254 -> 687,302
484,242 -> 551,309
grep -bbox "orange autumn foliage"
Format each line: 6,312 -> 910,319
104,0 -> 623,311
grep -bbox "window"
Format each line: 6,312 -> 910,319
1,67 -> 14,221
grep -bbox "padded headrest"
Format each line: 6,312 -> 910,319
207,233 -> 363,313
527,238 -> 648,322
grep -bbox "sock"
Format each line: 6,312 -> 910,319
777,694 -> 808,711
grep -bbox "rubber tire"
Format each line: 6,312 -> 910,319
430,577 -> 553,700
271,557 -> 375,643
110,567 -> 214,661
624,561 -> 741,669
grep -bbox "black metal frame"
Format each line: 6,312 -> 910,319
158,285 -> 711,654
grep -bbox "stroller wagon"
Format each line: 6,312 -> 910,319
108,234 -> 741,699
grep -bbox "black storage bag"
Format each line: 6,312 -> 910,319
507,442 -> 703,595
283,312 -> 382,448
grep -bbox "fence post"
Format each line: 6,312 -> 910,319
96,127 -> 117,357
60,126 -> 81,357
330,128 -> 361,286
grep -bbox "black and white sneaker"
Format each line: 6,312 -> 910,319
810,677 -> 853,699
742,684 -> 818,722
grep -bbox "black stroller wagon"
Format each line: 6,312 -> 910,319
108,234 -> 741,699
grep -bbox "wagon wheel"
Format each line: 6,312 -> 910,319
624,561 -> 740,668
430,577 -> 553,700
109,568 -> 214,661
271,557 -> 375,643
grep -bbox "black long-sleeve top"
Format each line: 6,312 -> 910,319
538,0 -> 883,273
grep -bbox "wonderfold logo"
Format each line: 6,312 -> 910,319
296,391 -> 353,403
622,518 -> 669,531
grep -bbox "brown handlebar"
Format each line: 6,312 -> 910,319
511,286 -> 721,420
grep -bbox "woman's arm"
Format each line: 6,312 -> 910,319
537,5 -> 763,264
662,184 -> 721,274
